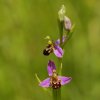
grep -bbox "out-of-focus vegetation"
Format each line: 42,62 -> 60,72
0,0 -> 100,100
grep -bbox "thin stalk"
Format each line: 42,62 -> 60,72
58,58 -> 62,75
58,19 -> 63,75
53,18 -> 64,100
52,88 -> 61,100
58,19 -> 64,47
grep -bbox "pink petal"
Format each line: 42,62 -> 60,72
58,76 -> 72,85
64,16 -> 72,31
39,78 -> 50,87
47,60 -> 56,76
53,45 -> 64,58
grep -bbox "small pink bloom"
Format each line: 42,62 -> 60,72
39,60 -> 72,89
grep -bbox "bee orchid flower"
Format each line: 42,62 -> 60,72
39,60 -> 72,89
43,35 -> 67,58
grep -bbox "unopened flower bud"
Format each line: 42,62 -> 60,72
64,16 -> 72,31
58,5 -> 66,21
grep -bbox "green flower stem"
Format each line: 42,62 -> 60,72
58,20 -> 64,47
58,58 -> 63,75
52,88 -> 61,100
58,19 -> 63,75
53,15 -> 64,100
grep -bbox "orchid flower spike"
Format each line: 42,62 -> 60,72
39,60 -> 72,89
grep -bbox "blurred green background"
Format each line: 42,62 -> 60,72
0,0 -> 100,100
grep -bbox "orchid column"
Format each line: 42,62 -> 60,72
36,5 -> 74,100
